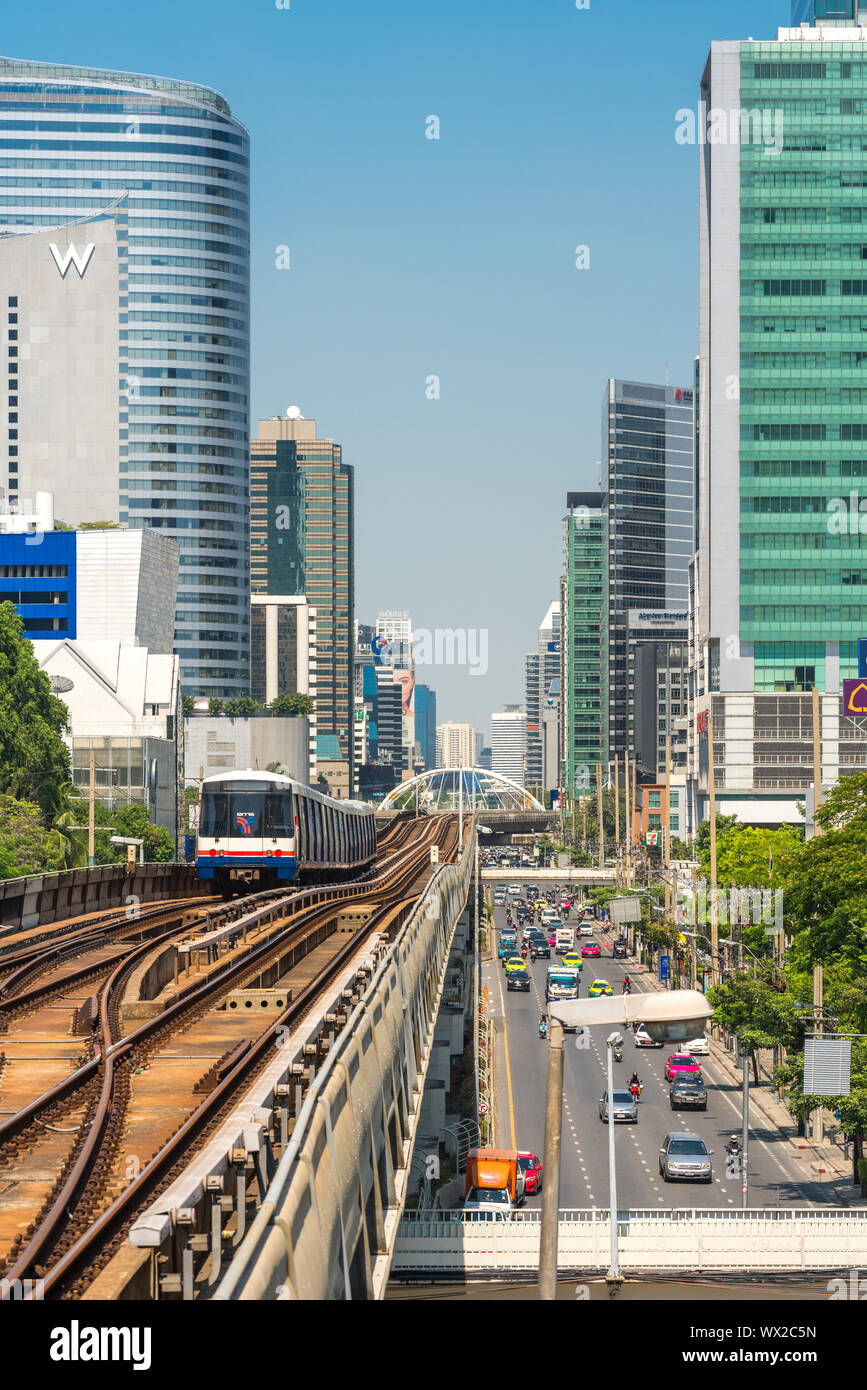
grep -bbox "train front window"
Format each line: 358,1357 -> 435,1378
264,791 -> 294,837
200,792 -> 229,838
230,794 -> 263,838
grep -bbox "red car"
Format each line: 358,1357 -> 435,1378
517,1151 -> 543,1195
664,1053 -> 702,1083
548,931 -> 557,947
581,942 -> 601,958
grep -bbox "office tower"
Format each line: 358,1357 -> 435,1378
603,380 -> 694,760
414,684 -> 437,770
250,595 -> 317,777
435,722 -> 478,768
375,609 -> 412,662
252,414 -> 354,785
524,601 -> 561,793
633,639 -> 690,781
693,13 -> 867,823
491,707 -> 526,785
0,213 -> 126,522
561,492 -> 607,793
0,57 -> 252,698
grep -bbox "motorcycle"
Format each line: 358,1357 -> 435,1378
612,1044 -> 623,1063
725,1135 -> 743,1158
622,978 -> 632,995
539,1021 -> 548,1040
629,1081 -> 642,1100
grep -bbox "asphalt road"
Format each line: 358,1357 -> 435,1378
485,896 -> 842,1210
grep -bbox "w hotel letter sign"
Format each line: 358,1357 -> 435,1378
49,243 -> 95,279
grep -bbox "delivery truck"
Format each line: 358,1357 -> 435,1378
464,1148 -> 526,1210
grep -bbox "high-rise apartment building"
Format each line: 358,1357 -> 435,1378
561,492 -> 607,794
414,684 -> 437,770
692,13 -> 867,823
0,57 -> 252,697
435,722 -> 478,769
524,601 -> 561,793
251,414 -> 354,784
491,707 -> 526,786
603,380 -> 694,758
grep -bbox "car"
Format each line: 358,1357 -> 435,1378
659,1132 -> 713,1183
498,936 -> 518,960
670,1077 -> 708,1111
581,942 -> 601,958
508,885 -> 522,896
507,968 -> 530,991
612,939 -> 628,959
588,979 -> 613,998
517,1151 -> 544,1195
684,1033 -> 709,1056
560,952 -> 584,973
599,1089 -> 638,1124
664,1053 -> 702,1083
634,1023 -> 664,1048
504,956 -> 527,973
579,923 -> 595,937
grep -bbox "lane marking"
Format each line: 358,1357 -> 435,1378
492,929 -> 517,1149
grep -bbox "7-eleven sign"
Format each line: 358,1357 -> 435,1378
645,830 -> 660,847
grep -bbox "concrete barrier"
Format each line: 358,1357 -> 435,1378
0,861 -> 203,934
214,823 -> 475,1301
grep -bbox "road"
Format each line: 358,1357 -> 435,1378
485,897 -> 842,1210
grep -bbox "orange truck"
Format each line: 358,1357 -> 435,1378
464,1148 -> 525,1205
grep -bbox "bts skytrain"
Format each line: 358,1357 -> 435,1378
196,770 -> 376,890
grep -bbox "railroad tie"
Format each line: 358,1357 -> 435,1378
193,1038 -> 253,1094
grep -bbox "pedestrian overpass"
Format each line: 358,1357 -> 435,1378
379,768 -> 554,837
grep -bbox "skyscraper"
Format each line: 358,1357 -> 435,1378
491,707 -> 526,786
0,57 -> 252,697
692,13 -> 867,823
435,722 -> 478,769
251,414 -> 354,784
603,380 -> 694,759
561,492 -> 607,794
524,600 -> 561,794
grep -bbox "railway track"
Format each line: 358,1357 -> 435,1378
0,816 -> 459,1299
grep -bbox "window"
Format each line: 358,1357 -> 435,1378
648,791 -> 662,809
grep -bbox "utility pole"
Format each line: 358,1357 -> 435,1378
812,684 -> 823,836
624,751 -> 631,888
812,961 -> 824,1144
707,710 -> 719,990
741,1042 -> 750,1209
614,758 -> 621,887
632,759 -> 638,885
689,863 -> 698,990
664,737 -> 672,950
88,745 -> 96,868
596,762 -> 605,870
538,1018 -> 565,1300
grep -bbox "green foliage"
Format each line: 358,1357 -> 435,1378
0,603 -> 71,822
0,793 -> 67,877
708,965 -> 804,1055
184,784 -> 200,804
781,770 -> 867,973
208,698 -> 224,716
181,694 -> 195,716
77,521 -> 121,530
270,693 -> 314,717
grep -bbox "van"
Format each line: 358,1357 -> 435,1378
555,926 -> 575,954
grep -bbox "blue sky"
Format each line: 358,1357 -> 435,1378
3,0 -> 785,734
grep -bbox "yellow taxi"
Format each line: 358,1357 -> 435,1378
561,952 -> 584,973
504,956 -> 528,975
588,979 -> 613,998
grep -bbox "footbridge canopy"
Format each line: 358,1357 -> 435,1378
380,767 -> 546,813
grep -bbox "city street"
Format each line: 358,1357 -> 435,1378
486,901 -> 843,1210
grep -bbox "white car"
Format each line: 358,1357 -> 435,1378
578,923 -> 594,937
508,885 -> 522,897
684,1034 -> 709,1056
635,1023 -> 664,1049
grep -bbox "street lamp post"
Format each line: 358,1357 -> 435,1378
606,1031 -> 622,1282
538,990 -> 713,1299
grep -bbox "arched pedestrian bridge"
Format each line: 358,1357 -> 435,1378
379,767 -> 553,836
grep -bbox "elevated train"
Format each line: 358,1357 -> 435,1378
196,770 -> 376,891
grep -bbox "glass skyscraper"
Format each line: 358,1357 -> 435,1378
0,58 -> 251,696
693,18 -> 867,821
561,491 -> 608,792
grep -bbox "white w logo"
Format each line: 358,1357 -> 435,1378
49,242 -> 95,279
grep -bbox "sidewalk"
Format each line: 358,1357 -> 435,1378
627,952 -> 865,1207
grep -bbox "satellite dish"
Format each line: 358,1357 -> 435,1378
286,405 -> 303,420
50,674 -> 74,693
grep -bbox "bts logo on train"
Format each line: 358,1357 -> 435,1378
235,811 -> 256,836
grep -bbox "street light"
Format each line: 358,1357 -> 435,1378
605,1030 -> 623,1281
538,989 -> 713,1300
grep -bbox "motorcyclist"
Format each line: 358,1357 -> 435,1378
539,1015 -> 549,1038
629,1070 -> 641,1096
725,1134 -> 742,1155
622,976 -> 632,995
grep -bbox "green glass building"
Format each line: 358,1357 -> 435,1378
561,492 -> 608,795
694,10 -> 867,822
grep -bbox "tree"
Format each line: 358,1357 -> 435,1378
0,603 -> 71,822
0,793 -> 67,878
708,965 -> 803,1082
181,694 -> 195,716
780,770 -> 867,973
208,698 -> 224,716
270,693 -> 314,717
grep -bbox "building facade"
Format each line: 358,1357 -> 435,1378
435,722 -> 479,769
692,16 -> 867,824
252,414 -> 354,786
414,683 -> 437,770
0,56 -> 252,697
491,707 -> 526,786
524,600 -> 561,794
561,492 -> 607,795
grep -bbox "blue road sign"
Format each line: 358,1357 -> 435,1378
859,638 -> 867,678
659,954 -> 671,981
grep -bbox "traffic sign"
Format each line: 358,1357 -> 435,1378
842,679 -> 867,716
660,954 -> 670,981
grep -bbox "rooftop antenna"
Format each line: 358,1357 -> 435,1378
664,362 -> 671,387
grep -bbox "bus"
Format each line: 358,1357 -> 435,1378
546,966 -> 579,1003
